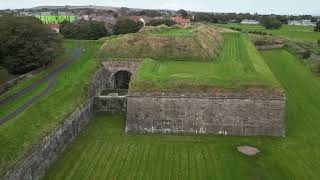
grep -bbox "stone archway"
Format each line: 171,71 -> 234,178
113,71 -> 132,89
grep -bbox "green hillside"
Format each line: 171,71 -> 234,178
130,33 -> 281,92
97,25 -> 223,61
36,16 -> 76,24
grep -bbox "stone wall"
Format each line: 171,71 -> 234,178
2,67 -> 108,180
126,92 -> 286,137
94,95 -> 127,113
102,60 -> 141,89
256,44 -> 284,50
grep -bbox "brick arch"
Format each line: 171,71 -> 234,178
111,70 -> 132,89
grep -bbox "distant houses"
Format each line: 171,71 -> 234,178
172,16 -> 191,26
288,20 -> 316,26
241,19 -> 260,25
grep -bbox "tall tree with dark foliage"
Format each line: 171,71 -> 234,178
0,16 -> 62,74
60,20 -> 109,40
113,18 -> 143,35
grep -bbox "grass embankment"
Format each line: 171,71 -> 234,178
97,25 -> 223,60
130,33 -> 280,92
215,23 -> 320,41
0,40 -> 103,175
45,49 -> 320,179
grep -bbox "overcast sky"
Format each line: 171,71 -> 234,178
0,0 -> 319,15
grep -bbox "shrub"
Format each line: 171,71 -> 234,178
60,20 -> 109,40
0,15 -> 62,74
261,17 -> 282,29
113,18 -> 144,35
318,39 -> 320,46
148,19 -> 176,27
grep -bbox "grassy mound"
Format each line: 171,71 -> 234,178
97,25 -> 223,60
129,33 -> 281,93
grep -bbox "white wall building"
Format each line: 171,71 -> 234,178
241,19 -> 260,25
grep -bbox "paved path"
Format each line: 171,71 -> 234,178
0,47 -> 82,125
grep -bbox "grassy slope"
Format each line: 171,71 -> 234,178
97,25 -> 223,61
216,23 -> 320,41
45,49 -> 320,179
130,33 -> 280,92
0,40 -> 103,175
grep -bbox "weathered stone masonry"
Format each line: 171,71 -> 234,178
126,92 -> 286,137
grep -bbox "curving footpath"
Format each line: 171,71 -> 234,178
0,47 -> 82,125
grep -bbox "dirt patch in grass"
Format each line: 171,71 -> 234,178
237,146 -> 260,156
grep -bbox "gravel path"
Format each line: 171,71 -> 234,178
0,47 -> 82,125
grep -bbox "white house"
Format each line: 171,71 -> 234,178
288,20 -> 316,26
241,19 -> 260,25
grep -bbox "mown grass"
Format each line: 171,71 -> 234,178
45,49 -> 320,179
130,33 -> 280,92
215,23 -> 320,41
0,81 -> 49,118
0,40 -> 104,175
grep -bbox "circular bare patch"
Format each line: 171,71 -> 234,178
237,146 -> 260,156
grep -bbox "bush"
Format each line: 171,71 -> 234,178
148,19 -> 176,27
0,15 -> 62,74
301,50 -> 311,59
318,39 -> 320,46
60,20 -> 109,40
314,22 -> 320,32
113,18 -> 144,35
261,17 -> 282,29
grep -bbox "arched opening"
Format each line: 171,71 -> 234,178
113,71 -> 132,89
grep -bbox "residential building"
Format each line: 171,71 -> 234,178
172,16 -> 191,26
241,19 -> 260,25
288,20 -> 316,26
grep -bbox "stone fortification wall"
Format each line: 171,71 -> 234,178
126,91 -> 286,137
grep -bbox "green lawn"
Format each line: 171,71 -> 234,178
216,23 -> 320,41
36,16 -> 75,24
45,49 -> 320,179
0,40 -> 104,175
130,33 -> 280,92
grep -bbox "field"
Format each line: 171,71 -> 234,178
97,25 -> 223,60
36,16 -> 76,24
0,40 -> 103,175
130,33 -> 280,92
44,49 -> 320,179
216,23 -> 320,41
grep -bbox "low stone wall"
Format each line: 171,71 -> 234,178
94,95 -> 127,113
126,92 -> 286,137
256,44 -> 284,50
2,67 -> 108,180
4,99 -> 95,180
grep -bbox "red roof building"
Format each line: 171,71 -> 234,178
48,24 -> 60,33
172,16 -> 191,26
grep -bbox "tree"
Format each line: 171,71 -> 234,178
177,9 -> 188,18
314,22 -> 320,32
113,18 -> 143,35
148,19 -> 176,27
0,16 -> 62,74
60,20 -> 109,40
261,16 -> 282,29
